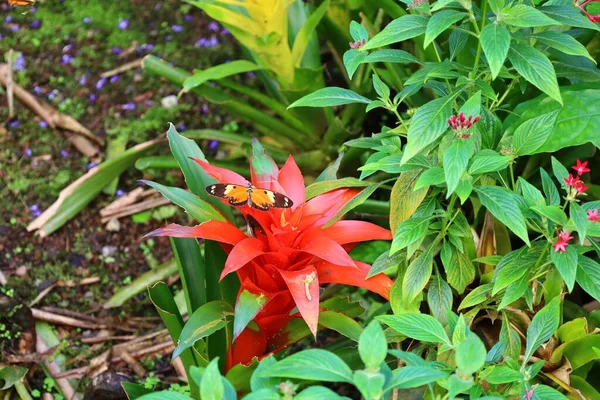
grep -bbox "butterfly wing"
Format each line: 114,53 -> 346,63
8,0 -> 34,6
206,184 -> 248,206
249,189 -> 293,211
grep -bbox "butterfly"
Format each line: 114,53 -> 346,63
7,0 -> 35,6
206,183 -> 293,211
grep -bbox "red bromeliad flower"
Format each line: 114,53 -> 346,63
588,209 -> 600,223
146,141 -> 393,368
553,230 -> 573,253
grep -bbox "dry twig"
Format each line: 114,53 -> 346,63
101,58 -> 143,78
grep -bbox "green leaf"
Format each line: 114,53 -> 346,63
323,183 -> 381,228
512,110 -> 560,156
173,301 -> 233,359
353,370 -> 386,400
363,49 -> 421,65
508,42 -> 562,105
551,156 -> 569,190
427,275 -> 453,325
122,382 -> 153,399
530,31 -> 595,62
448,374 -> 474,398
390,216 -> 430,255
571,200 -> 588,243
142,180 -> 225,223
424,10 -> 467,48
484,366 -> 523,384
480,23 -> 511,80
577,256 -> 600,302
504,4 -> 560,27
373,74 -> 390,99
201,359 -> 224,400
402,244 -> 435,304
456,332 -> 487,375
385,366 -> 448,390
415,167 -> 445,189
0,366 -> 27,390
233,290 -> 267,340
532,385 -> 569,400
288,87 -> 371,108
459,90 -> 482,118
296,387 -> 346,400
468,150 -> 511,175
343,49 -> 368,79
458,283 -> 494,310
475,186 -> 530,245
368,250 -> 405,278
447,250 -> 476,295
402,92 -> 461,164
551,245 -> 579,292
137,392 -> 193,400
390,170 -> 428,234
531,205 -> 568,226
541,5 -> 600,31
350,20 -> 369,42
319,310 -> 364,341
359,321 -> 388,369
377,313 -> 451,345
524,297 -> 560,362
183,60 -> 263,92
242,389 -> 279,400
291,0 -> 329,67
250,355 -> 278,391
305,177 -> 370,200
360,15 -> 428,51
444,138 -> 473,196
518,177 -> 545,208
171,237 -> 206,315
541,168 -> 560,205
260,349 -> 353,383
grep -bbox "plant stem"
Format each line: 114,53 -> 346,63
509,163 -> 517,191
14,382 -> 33,400
491,79 -> 517,110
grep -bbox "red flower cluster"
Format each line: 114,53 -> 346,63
564,159 -> 590,199
589,209 -> 600,223
447,112 -> 480,139
553,230 -> 573,253
349,38 -> 366,49
147,141 -> 392,368
575,0 -> 600,22
408,0 -> 428,9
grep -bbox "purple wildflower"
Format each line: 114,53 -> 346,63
247,71 -> 256,78
201,104 -> 209,114
78,74 -> 88,85
171,25 -> 183,33
207,36 -> 219,47
32,210 -> 42,217
61,54 -> 73,65
29,204 -> 39,212
30,19 -> 41,29
112,47 -> 122,55
184,14 -> 192,21
115,189 -> 125,197
154,2 -> 162,10
38,121 -> 48,128
110,75 -> 120,83
24,148 -> 32,157
165,35 -> 172,41
9,120 -> 20,128
194,38 -> 207,48
96,77 -> 107,90
89,93 -> 97,102
5,16 -> 13,23
0,33 -> 3,40
48,90 -> 59,100
14,54 -> 25,71
140,43 -> 154,52
30,6 -> 37,12
60,150 -> 68,158
62,44 -> 73,53
83,17 -> 92,24
9,25 -> 20,33
177,123 -> 186,131
221,28 -> 230,35
122,102 -> 136,111
209,140 -> 219,151
144,100 -> 153,107
87,161 -> 98,170
208,21 -> 220,31
117,19 -> 129,30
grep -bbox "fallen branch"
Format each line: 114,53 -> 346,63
120,351 -> 147,377
101,58 -> 143,78
37,333 -> 80,400
100,197 -> 171,223
31,308 -> 107,330
100,188 -> 154,216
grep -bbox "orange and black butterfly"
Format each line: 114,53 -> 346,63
206,183 -> 293,211
7,0 -> 35,6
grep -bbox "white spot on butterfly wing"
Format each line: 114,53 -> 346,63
224,185 -> 236,195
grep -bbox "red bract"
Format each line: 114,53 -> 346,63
146,141 -> 392,368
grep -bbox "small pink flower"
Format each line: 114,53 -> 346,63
588,209 -> 600,223
448,113 -> 480,139
349,38 -> 366,49
575,180 -> 589,194
572,159 -> 590,176
564,173 -> 579,187
553,231 -> 573,253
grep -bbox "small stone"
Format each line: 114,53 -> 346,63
161,95 -> 178,108
105,218 -> 120,232
102,246 -> 118,258
15,265 -> 29,277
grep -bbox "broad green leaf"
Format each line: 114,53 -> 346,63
390,170 -> 428,234
424,10 -> 467,48
531,205 -> 568,226
368,250 -> 405,278
378,313 -> 451,345
427,275 -> 453,325
448,374 -> 474,398
468,150 -> 511,175
296,387 -> 346,400
0,366 -> 27,390
305,177 -> 370,200
458,91 -> 482,118
373,74 -> 391,99
504,4 -> 560,27
498,274 -> 528,310
343,49 -> 368,79
500,316 -> 522,361
402,92 -> 461,164
415,167 -> 445,190
363,49 -> 421,65
475,186 -> 530,245
577,256 -> 600,302
551,245 -> 579,292
173,301 -> 233,359
350,20 -> 369,42
142,180 -> 225,223
484,366 -> 523,384
354,370 -> 386,400
402,244 -> 434,304
385,367 -> 448,390
532,385 -> 569,400
541,168 -> 560,205
250,355 -> 278,391
288,87 -> 371,108
444,138 -> 474,196
524,297 -> 560,362
458,283 -> 494,310
449,29 -> 468,61
390,216 -> 430,255
512,110 -> 559,156
233,290 -> 267,339
319,311 -> 364,342
201,359 -> 224,400
551,156 -> 569,190
508,42 -> 562,105
530,31 -> 595,62
570,202 -> 588,244
122,382 -> 153,399
291,0 -> 329,67
359,321 -> 388,369
183,60 -> 263,91
541,5 -> 600,31
171,236 -> 207,313
260,349 -> 353,383
480,23 -> 511,80
137,392 -> 193,400
518,177 -> 545,208
360,15 -> 429,51
242,389 -> 280,400
447,250 -> 476,295
456,332 -> 487,375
